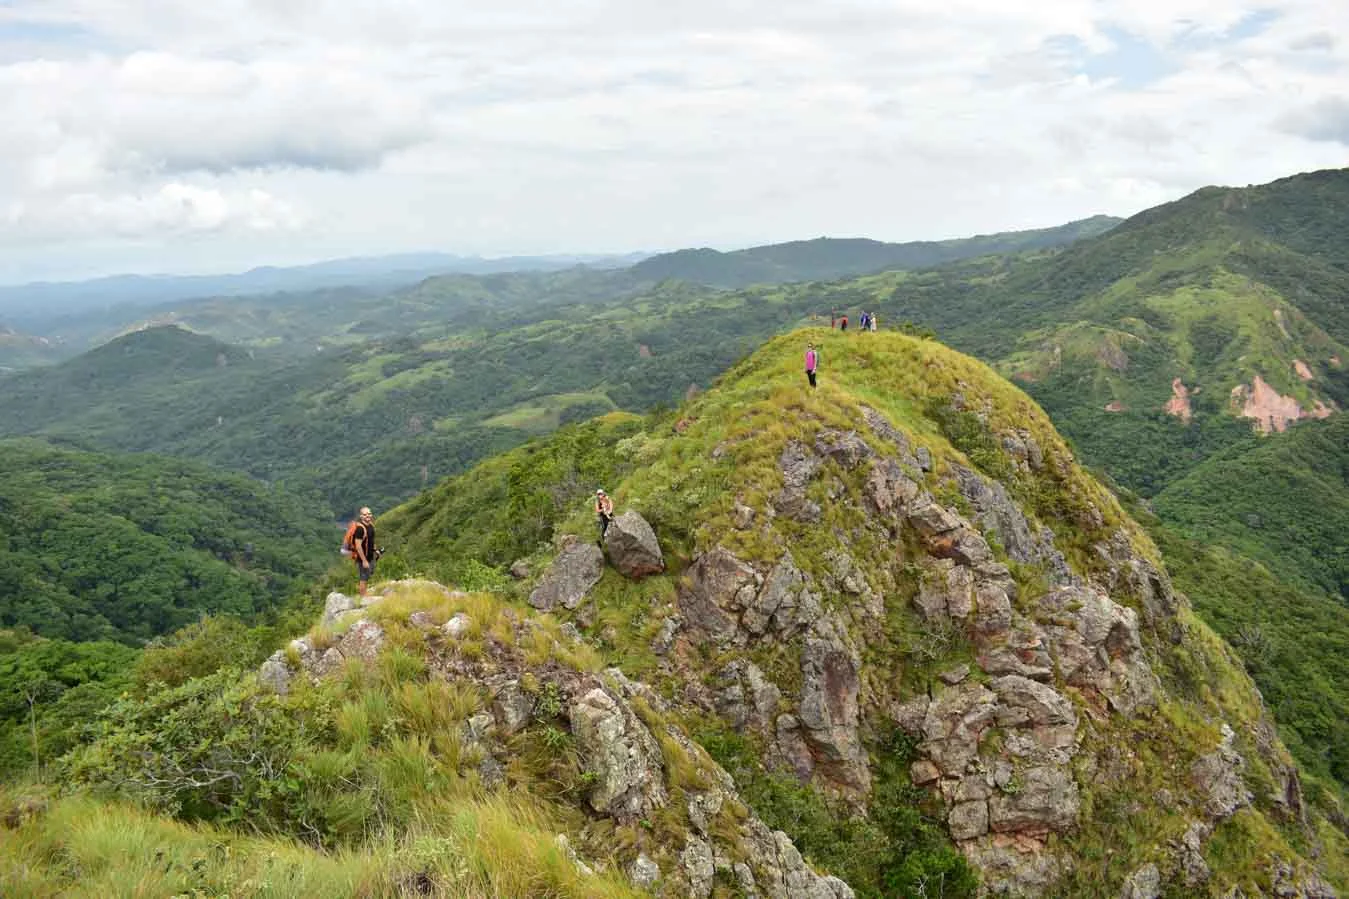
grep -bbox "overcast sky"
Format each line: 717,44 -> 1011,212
0,0 -> 1346,283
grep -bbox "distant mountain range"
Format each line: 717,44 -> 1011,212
0,251 -> 650,330
628,216 -> 1122,287
0,218 -> 1121,370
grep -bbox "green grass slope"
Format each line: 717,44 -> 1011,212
0,438 -> 334,643
380,328 -> 1345,896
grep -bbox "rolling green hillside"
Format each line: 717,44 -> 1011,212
381,328 -> 1344,893
1151,414 -> 1348,599
0,439 -> 334,643
864,169 -> 1349,498
0,173 -> 1342,522
628,216 -> 1120,287
2,216 -> 1114,374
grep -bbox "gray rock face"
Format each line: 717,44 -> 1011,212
740,819 -> 857,899
443,612 -> 471,638
962,840 -> 1064,897
568,688 -> 668,821
629,853 -> 661,888
921,682 -> 998,775
651,615 -> 679,655
1191,724 -> 1252,821
949,799 -> 990,840
733,503 -> 756,529
715,660 -> 781,731
528,541 -> 604,611
987,766 -> 1081,833
1038,587 -> 1156,715
774,440 -> 822,522
1119,862 -> 1161,899
951,463 -> 1075,585
322,591 -> 357,625
916,558 -> 975,620
814,429 -> 873,469
774,714 -> 815,781
1178,821 -> 1212,886
863,457 -> 921,524
750,553 -> 821,639
678,547 -> 754,642
682,836 -> 715,899
491,681 -> 533,736
603,511 -> 665,578
798,617 -> 870,792
258,652 -> 293,694
340,619 -> 385,662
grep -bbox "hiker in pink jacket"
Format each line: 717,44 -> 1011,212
805,344 -> 818,388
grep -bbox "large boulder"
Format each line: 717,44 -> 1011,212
529,541 -> 605,611
257,652 -> 293,694
604,511 -> 665,578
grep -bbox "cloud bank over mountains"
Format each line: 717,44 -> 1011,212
0,0 -> 1345,281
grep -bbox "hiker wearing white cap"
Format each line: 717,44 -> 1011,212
594,489 -> 615,545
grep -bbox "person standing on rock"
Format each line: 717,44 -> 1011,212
594,489 -> 614,546
351,507 -> 376,597
805,343 -> 818,388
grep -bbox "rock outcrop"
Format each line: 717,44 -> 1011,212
528,540 -> 604,611
570,686 -> 668,819
257,582 -> 854,899
603,510 -> 665,578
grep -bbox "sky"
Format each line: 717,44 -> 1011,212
0,0 -> 1346,283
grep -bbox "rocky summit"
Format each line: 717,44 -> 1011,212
468,329 -> 1344,896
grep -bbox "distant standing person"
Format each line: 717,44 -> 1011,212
805,343 -> 818,388
870,312 -> 878,332
595,489 -> 614,545
350,507 -> 376,597
840,315 -> 848,332
860,312 -> 870,331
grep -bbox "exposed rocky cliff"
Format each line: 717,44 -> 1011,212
261,579 -> 853,899
498,330 -> 1344,897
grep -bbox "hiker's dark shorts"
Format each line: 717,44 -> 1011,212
358,561 -> 375,582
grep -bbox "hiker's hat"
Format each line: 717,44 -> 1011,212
596,488 -> 606,495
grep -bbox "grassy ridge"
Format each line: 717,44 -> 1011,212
386,327 -> 1345,894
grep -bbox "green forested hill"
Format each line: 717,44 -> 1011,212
1151,414 -> 1348,599
0,169 -> 1343,518
628,215 -> 1120,287
1,216 -> 1115,373
0,439 -> 334,642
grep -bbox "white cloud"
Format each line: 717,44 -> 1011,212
0,0 -> 1346,280
4,183 -> 302,241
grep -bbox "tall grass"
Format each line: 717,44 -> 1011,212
0,791 -> 643,898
